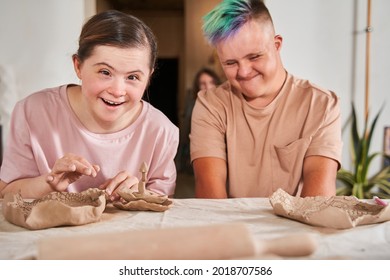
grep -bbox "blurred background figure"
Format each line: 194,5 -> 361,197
192,68 -> 222,99
176,68 -> 222,174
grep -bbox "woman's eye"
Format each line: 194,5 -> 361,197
99,70 -> 110,76
128,75 -> 139,81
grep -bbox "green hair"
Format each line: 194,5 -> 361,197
203,0 -> 272,45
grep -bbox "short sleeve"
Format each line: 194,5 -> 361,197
147,125 -> 179,196
305,91 -> 342,168
190,88 -> 228,162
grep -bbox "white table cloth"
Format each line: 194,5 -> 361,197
1,198 -> 389,259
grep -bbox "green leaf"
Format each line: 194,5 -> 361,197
366,105 -> 384,154
337,104 -> 388,199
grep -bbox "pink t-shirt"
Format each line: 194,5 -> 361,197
190,73 -> 342,197
0,85 -> 179,196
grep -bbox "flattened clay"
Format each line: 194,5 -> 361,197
117,188 -> 168,204
113,162 -> 173,212
2,188 -> 106,230
113,197 -> 173,212
269,188 -> 390,229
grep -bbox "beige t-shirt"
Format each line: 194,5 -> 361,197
190,73 -> 342,197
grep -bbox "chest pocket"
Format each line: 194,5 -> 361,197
271,137 -> 311,195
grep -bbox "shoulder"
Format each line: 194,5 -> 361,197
288,75 -> 339,115
16,85 -> 67,112
196,81 -> 236,111
291,75 -> 339,102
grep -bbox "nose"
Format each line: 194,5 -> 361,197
237,61 -> 252,79
108,78 -> 126,97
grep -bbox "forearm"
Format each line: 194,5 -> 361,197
301,156 -> 338,197
195,180 -> 228,198
1,175 -> 55,199
193,157 -> 228,198
301,172 -> 336,197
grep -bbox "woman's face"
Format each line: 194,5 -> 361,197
198,73 -> 217,91
73,45 -> 152,129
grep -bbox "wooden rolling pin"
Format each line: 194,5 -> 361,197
38,223 -> 317,259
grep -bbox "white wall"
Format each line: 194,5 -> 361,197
0,0 -> 87,145
267,0 -> 390,173
1,0 -> 389,175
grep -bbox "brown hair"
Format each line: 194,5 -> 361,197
74,10 -> 158,71
192,68 -> 222,99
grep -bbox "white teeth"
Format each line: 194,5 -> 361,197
102,98 -> 122,105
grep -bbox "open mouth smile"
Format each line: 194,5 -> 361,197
101,98 -> 125,107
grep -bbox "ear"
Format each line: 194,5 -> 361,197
274,35 -> 283,51
72,54 -> 82,79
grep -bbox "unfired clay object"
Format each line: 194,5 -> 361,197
269,188 -> 390,229
2,188 -> 106,230
113,162 -> 173,212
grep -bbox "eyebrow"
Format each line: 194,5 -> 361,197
93,62 -> 145,75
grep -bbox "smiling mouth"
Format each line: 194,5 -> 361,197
101,98 -> 125,107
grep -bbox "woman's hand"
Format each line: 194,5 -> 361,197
46,153 -> 100,192
99,171 -> 139,201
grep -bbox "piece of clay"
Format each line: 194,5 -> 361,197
113,162 -> 173,212
114,198 -> 173,212
269,188 -> 390,229
2,188 -> 106,230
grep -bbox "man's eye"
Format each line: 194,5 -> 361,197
249,55 -> 260,60
224,61 -> 236,66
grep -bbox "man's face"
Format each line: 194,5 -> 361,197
216,19 -> 283,107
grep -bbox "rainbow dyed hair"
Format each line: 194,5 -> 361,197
203,0 -> 273,46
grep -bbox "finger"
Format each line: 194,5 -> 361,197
46,174 -> 59,191
46,173 -> 63,191
46,175 -> 54,182
92,164 -> 100,177
104,172 -> 128,196
98,179 -> 111,190
54,155 -> 94,176
112,175 -> 139,195
105,172 -> 139,197
75,157 -> 98,175
51,160 -> 77,175
69,160 -> 96,177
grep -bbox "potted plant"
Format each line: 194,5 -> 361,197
336,103 -> 390,198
